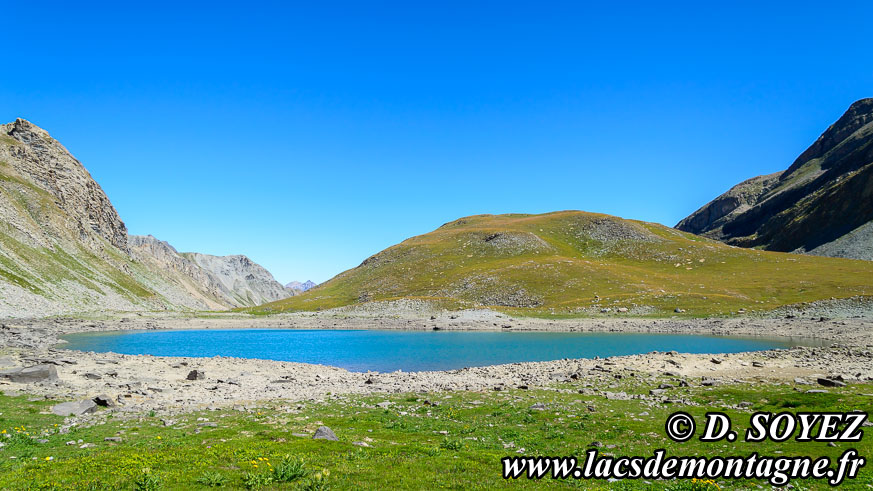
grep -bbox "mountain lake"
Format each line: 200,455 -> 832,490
58,329 -> 825,372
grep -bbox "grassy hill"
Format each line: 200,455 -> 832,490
252,211 -> 873,316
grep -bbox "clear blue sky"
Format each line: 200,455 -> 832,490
3,2 -> 871,284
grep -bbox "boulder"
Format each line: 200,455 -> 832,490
817,378 -> 846,388
0,364 -> 58,383
92,395 -> 116,407
186,370 -> 205,381
52,399 -> 98,417
312,426 -> 338,441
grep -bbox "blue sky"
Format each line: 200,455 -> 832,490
3,2 -> 871,284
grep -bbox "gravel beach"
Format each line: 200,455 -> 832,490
2,305 -> 872,420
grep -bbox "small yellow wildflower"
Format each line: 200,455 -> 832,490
156,436 -> 162,440
45,456 -> 53,461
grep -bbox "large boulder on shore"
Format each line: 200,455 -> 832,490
0,364 -> 58,383
51,399 -> 98,417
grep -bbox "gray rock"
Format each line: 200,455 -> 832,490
52,399 -> 98,417
104,437 -> 122,442
92,395 -> 116,407
312,426 -> 338,441
604,391 -> 630,400
817,378 -> 846,387
186,370 -> 205,381
0,364 -> 58,383
82,372 -> 102,380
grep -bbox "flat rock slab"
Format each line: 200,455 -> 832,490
0,364 -> 58,383
52,399 -> 98,417
817,378 -> 846,387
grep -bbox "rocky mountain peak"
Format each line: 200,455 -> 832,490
1,118 -> 129,253
783,98 -> 873,178
677,98 -> 873,259
286,280 -> 317,292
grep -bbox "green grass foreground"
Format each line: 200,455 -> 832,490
0,381 -> 870,489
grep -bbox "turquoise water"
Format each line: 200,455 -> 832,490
59,329 -> 819,372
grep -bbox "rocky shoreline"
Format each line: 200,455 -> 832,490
1,311 -> 872,423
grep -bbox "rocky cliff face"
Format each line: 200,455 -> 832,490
182,252 -> 290,306
1,118 -> 128,254
0,118 -> 289,317
677,98 -> 873,260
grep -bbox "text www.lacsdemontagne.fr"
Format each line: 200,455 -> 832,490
502,449 -> 865,486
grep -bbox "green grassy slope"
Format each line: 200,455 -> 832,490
1,382 -> 870,489
252,211 -> 873,316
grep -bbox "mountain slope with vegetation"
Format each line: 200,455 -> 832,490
0,118 -> 289,316
677,98 -> 873,259
253,211 -> 873,316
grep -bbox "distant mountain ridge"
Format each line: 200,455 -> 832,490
0,118 -> 290,317
285,280 -> 317,293
183,252 -> 289,306
677,98 -> 873,260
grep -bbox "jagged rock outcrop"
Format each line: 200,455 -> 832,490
677,98 -> 873,260
0,118 -> 289,317
183,252 -> 290,306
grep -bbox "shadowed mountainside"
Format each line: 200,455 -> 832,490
677,98 -> 873,260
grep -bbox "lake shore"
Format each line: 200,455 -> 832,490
2,310 -> 873,417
